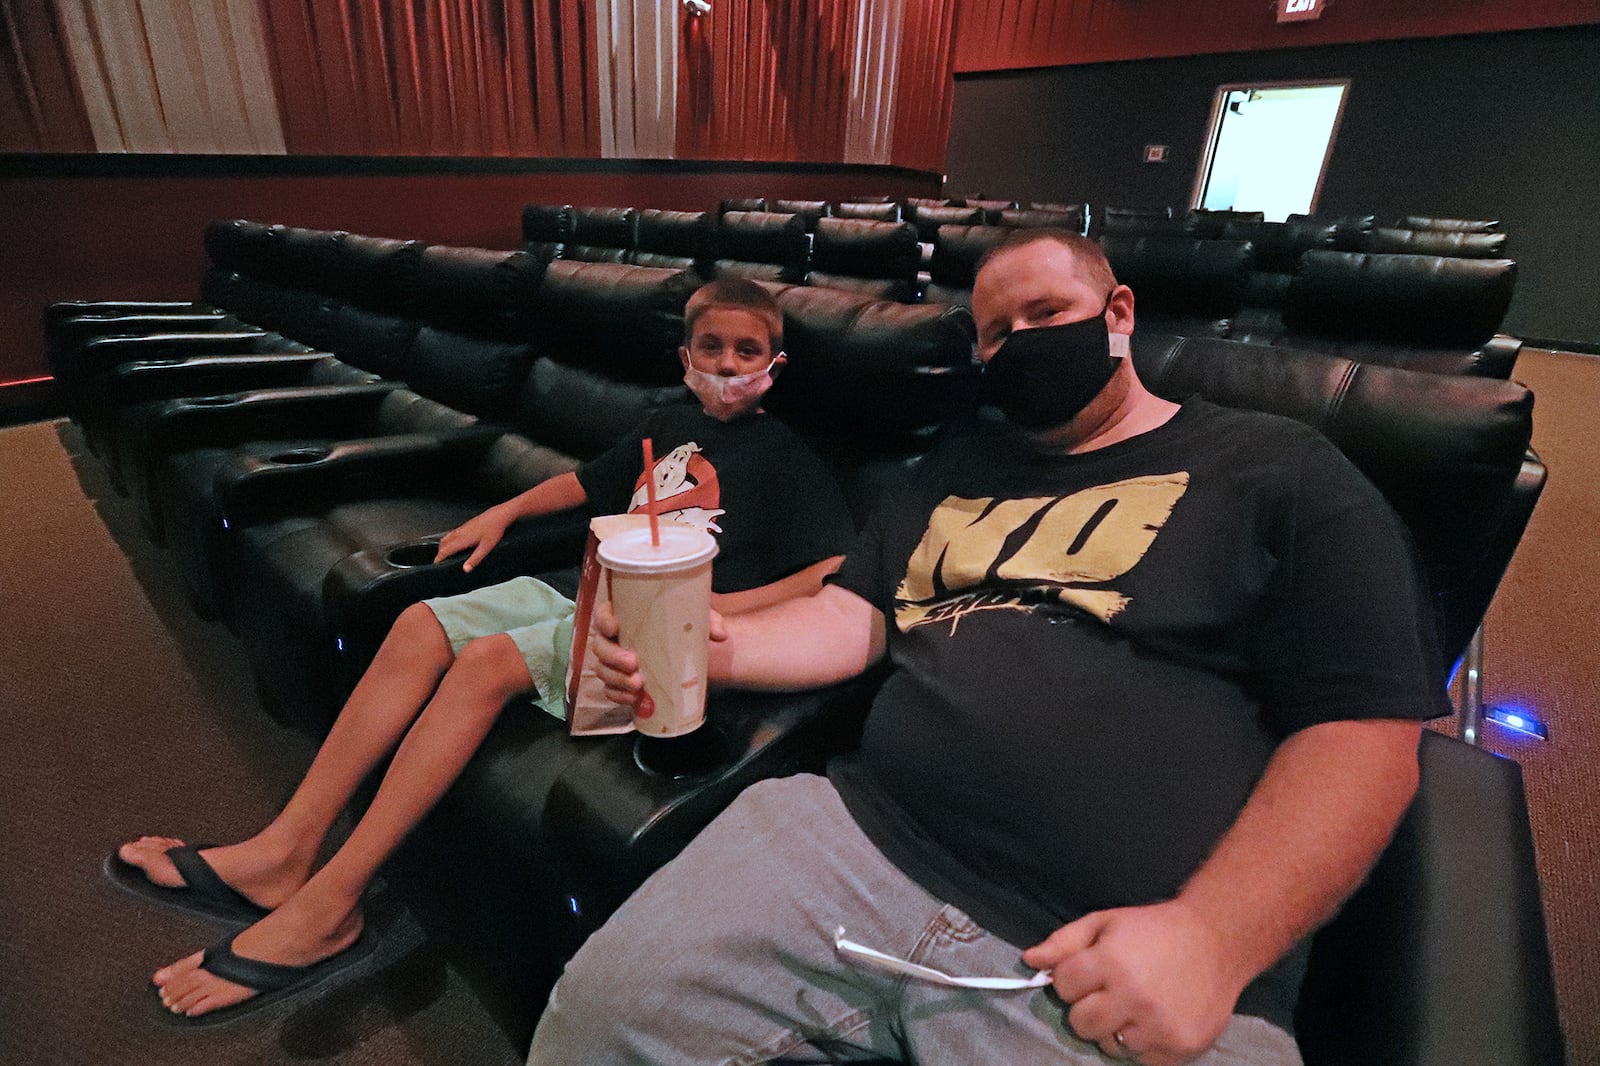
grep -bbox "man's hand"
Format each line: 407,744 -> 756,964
1023,899 -> 1246,1066
590,600 -> 728,706
435,507 -> 514,572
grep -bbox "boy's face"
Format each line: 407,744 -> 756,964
680,306 -> 786,420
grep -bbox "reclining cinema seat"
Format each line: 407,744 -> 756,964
521,203 -> 575,262
561,206 -> 639,264
804,217 -> 921,302
709,210 -> 811,284
1222,217 -> 1339,311
627,209 -> 711,273
530,332 -> 1558,1064
921,222 -> 1011,308
313,282 -> 979,1041
1183,207 -> 1264,238
1095,206 -> 1184,238
222,261 -> 698,734
146,246 -> 549,620
1100,235 -> 1255,338
1125,333 -> 1559,1066
1244,250 -> 1522,378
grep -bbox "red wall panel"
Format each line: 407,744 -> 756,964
955,0 -> 1600,71
0,162 -> 938,391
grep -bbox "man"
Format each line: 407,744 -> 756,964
529,230 -> 1442,1065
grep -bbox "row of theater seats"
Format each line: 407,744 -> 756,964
43,218 -> 1562,1063
523,201 -> 1523,379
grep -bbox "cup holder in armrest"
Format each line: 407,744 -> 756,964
181,395 -> 236,406
267,447 -> 331,465
632,722 -> 732,781
385,541 -> 442,568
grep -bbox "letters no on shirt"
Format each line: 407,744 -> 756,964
895,474 -> 1190,631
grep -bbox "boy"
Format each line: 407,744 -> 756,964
115,278 -> 856,1019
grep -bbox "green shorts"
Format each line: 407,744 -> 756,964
422,576 -> 575,720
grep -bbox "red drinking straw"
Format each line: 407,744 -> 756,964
642,437 -> 660,547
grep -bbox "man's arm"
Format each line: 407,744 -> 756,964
711,556 -> 844,617
1025,716 -> 1421,1066
435,470 -> 588,571
592,582 -> 885,702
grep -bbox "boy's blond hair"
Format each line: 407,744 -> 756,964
684,278 -> 784,351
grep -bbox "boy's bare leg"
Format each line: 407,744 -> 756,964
155,632 -> 533,1017
119,602 -> 455,909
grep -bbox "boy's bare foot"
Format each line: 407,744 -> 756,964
154,893 -> 365,1017
117,835 -> 309,910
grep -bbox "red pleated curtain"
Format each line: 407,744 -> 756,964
0,0 -> 96,151
677,0 -> 957,170
256,0 -> 601,156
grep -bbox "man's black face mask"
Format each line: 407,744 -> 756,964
982,311 -> 1119,429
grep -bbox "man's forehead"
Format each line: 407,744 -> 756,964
975,243 -> 1099,312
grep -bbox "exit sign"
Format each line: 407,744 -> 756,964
1278,0 -> 1323,22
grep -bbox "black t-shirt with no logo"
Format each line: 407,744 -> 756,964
577,404 -> 856,594
827,399 -> 1448,1034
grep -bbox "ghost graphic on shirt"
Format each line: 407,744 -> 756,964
629,441 -> 725,533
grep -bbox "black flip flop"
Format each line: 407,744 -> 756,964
160,928 -> 377,1026
104,843 -> 271,924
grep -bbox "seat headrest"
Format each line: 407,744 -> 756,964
810,219 -> 919,279
527,261 -> 698,384
1185,209 -> 1263,238
1131,332 -> 1535,660
928,224 -> 1011,287
834,201 -> 903,223
719,197 -> 767,214
335,232 -> 428,312
635,210 -> 711,259
908,204 -> 984,243
204,219 -> 288,276
762,284 -> 978,436
411,246 -> 547,336
995,207 -> 1086,233
518,358 -> 691,459
1363,228 -> 1509,258
1101,236 -> 1253,315
1284,251 -> 1516,346
522,203 -> 575,243
771,200 -> 831,228
1222,220 -> 1338,273
1400,215 -> 1500,233
392,326 -> 535,420
570,207 -> 639,250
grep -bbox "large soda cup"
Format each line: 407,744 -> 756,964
598,525 -> 719,737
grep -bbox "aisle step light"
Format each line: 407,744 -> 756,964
1485,705 -> 1550,741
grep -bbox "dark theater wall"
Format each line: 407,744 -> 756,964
0,157 -> 937,415
946,24 -> 1600,350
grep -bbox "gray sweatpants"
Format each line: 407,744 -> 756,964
529,773 -> 1302,1065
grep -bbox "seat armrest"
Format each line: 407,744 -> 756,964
322,514 -> 594,666
542,668 -> 886,908
213,426 -> 501,524
134,382 -> 403,456
105,352 -> 339,407
76,331 -> 273,381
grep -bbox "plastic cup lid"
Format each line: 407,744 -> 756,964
599,525 -> 719,574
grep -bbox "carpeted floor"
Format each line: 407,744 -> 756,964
0,420 -> 525,1066
2,349 -> 1597,1064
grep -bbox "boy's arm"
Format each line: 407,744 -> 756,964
435,471 -> 588,571
711,555 -> 845,617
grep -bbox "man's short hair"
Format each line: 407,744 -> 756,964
976,227 -> 1118,295
685,278 -> 784,350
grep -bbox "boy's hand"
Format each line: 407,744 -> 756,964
435,508 -> 513,572
591,601 -> 728,706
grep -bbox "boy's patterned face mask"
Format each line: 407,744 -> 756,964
684,359 -> 777,421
